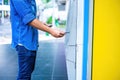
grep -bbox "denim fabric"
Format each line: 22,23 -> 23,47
10,0 -> 38,50
16,45 -> 36,80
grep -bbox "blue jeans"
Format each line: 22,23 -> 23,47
16,45 -> 37,80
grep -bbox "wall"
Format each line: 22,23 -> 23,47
92,0 -> 120,80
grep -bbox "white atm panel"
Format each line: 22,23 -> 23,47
66,46 -> 76,63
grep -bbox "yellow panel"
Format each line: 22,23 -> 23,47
92,0 -> 120,80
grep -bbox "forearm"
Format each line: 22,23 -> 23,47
29,19 -> 53,34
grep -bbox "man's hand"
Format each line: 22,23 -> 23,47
50,29 -> 65,38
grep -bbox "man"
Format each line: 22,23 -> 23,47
10,0 -> 65,80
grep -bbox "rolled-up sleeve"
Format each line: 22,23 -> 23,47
11,0 -> 36,24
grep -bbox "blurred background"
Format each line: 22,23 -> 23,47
0,0 -> 69,43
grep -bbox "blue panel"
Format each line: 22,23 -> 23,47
82,0 -> 89,80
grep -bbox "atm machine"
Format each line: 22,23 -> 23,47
65,0 -> 93,80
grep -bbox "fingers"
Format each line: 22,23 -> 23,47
50,29 -> 65,38
58,34 -> 64,37
54,31 -> 64,38
56,31 -> 64,37
60,31 -> 65,35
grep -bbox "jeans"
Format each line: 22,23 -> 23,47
16,45 -> 37,80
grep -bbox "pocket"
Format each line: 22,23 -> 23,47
16,45 -> 27,53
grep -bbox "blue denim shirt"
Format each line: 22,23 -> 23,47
10,0 -> 38,50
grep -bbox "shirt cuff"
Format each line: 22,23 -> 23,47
23,13 -> 36,25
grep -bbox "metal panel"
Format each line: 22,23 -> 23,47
65,0 -> 77,46
76,0 -> 84,45
87,0 -> 94,80
66,61 -> 76,80
76,0 -> 84,80
65,0 -> 78,80
66,46 -> 76,63
65,0 -> 85,80
76,45 -> 83,80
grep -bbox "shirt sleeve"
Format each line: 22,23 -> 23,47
11,0 -> 36,24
